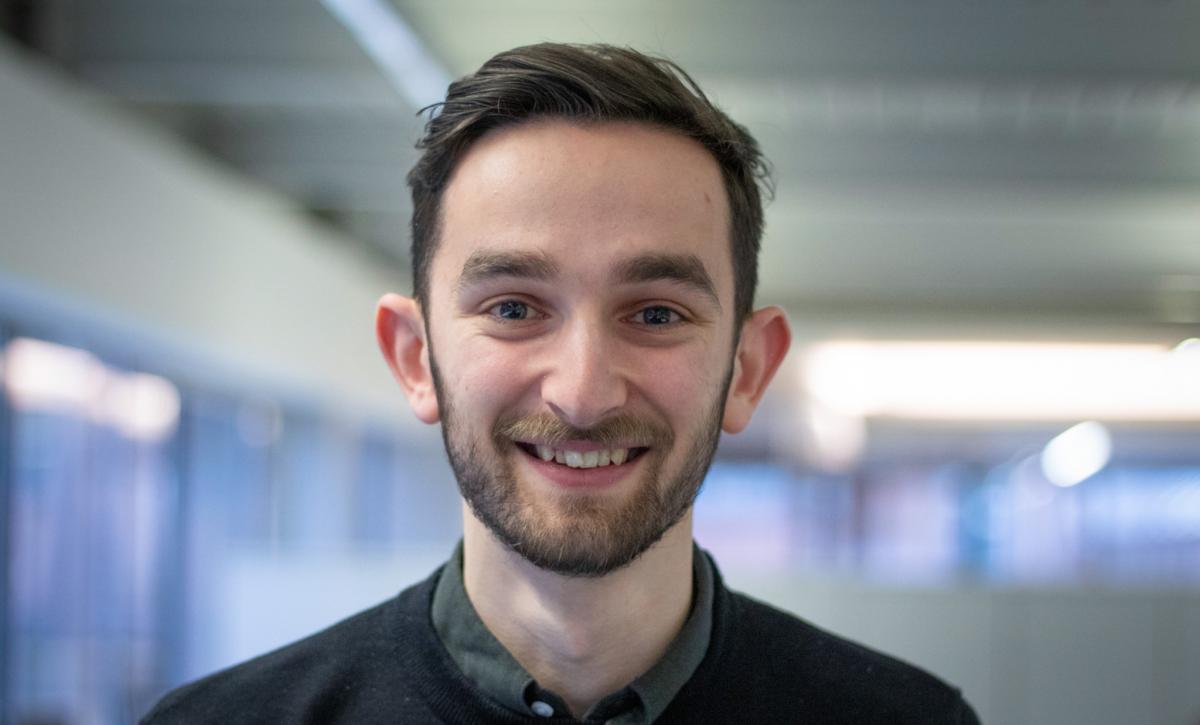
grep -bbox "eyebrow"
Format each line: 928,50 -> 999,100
612,253 -> 721,309
456,250 -> 560,293
455,248 -> 721,310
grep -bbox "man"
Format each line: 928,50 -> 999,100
143,43 -> 979,724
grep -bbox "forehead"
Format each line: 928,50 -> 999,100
431,119 -> 732,299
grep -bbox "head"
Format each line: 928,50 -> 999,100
377,43 -> 790,577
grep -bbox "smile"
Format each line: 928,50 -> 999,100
515,443 -> 649,469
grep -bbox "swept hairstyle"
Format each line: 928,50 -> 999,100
407,42 -> 772,321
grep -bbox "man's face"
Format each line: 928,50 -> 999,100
423,120 -> 740,576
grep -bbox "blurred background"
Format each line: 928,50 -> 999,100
1,1 -> 1198,723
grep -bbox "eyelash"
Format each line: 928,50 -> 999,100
484,300 -> 688,328
487,299 -> 540,322
632,306 -> 684,327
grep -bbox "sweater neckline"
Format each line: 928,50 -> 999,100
392,551 -> 736,724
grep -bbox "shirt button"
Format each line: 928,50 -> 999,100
530,701 -> 555,717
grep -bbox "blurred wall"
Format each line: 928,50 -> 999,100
0,38 -> 408,420
729,572 -> 1200,725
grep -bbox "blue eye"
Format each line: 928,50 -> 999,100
492,300 -> 530,320
638,306 -> 678,325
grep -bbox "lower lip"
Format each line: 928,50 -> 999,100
516,446 -> 643,489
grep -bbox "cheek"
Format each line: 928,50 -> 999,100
630,345 -> 728,416
447,337 -> 536,410
426,295 -> 524,404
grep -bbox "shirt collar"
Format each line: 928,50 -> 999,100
431,540 -> 715,722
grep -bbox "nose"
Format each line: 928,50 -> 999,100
540,318 -> 628,429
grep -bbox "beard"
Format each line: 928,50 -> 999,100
429,353 -> 732,577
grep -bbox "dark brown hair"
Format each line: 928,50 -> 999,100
407,43 -> 772,321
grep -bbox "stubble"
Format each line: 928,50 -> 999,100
430,353 -> 732,577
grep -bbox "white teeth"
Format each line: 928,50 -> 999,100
529,445 -> 635,468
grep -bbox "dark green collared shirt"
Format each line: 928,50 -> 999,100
431,542 -> 714,724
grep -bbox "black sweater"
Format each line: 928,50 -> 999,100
142,562 -> 980,724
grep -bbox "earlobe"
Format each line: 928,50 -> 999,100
375,293 -> 441,424
722,306 -> 792,434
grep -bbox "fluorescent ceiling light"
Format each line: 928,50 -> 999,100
320,0 -> 453,109
801,340 -> 1200,421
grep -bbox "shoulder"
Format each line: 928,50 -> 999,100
141,574 -> 439,725
698,590 -> 978,724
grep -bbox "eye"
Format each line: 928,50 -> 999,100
488,299 -> 535,321
633,305 -> 683,326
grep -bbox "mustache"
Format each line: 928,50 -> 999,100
494,412 -> 673,448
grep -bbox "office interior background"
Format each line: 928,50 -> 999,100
1,1 -> 1198,723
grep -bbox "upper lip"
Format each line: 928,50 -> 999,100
515,439 -> 645,452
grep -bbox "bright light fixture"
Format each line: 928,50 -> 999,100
320,0 -> 452,109
799,400 -> 866,473
3,337 -> 106,412
1174,337 -> 1200,355
802,340 -> 1200,421
3,337 -> 180,443
97,372 -> 182,441
1040,421 -> 1112,487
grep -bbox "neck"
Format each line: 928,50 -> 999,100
462,507 -> 695,719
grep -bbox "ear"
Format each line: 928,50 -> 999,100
722,306 -> 791,434
375,293 -> 440,424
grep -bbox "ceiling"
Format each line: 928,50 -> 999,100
4,0 -> 1199,337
